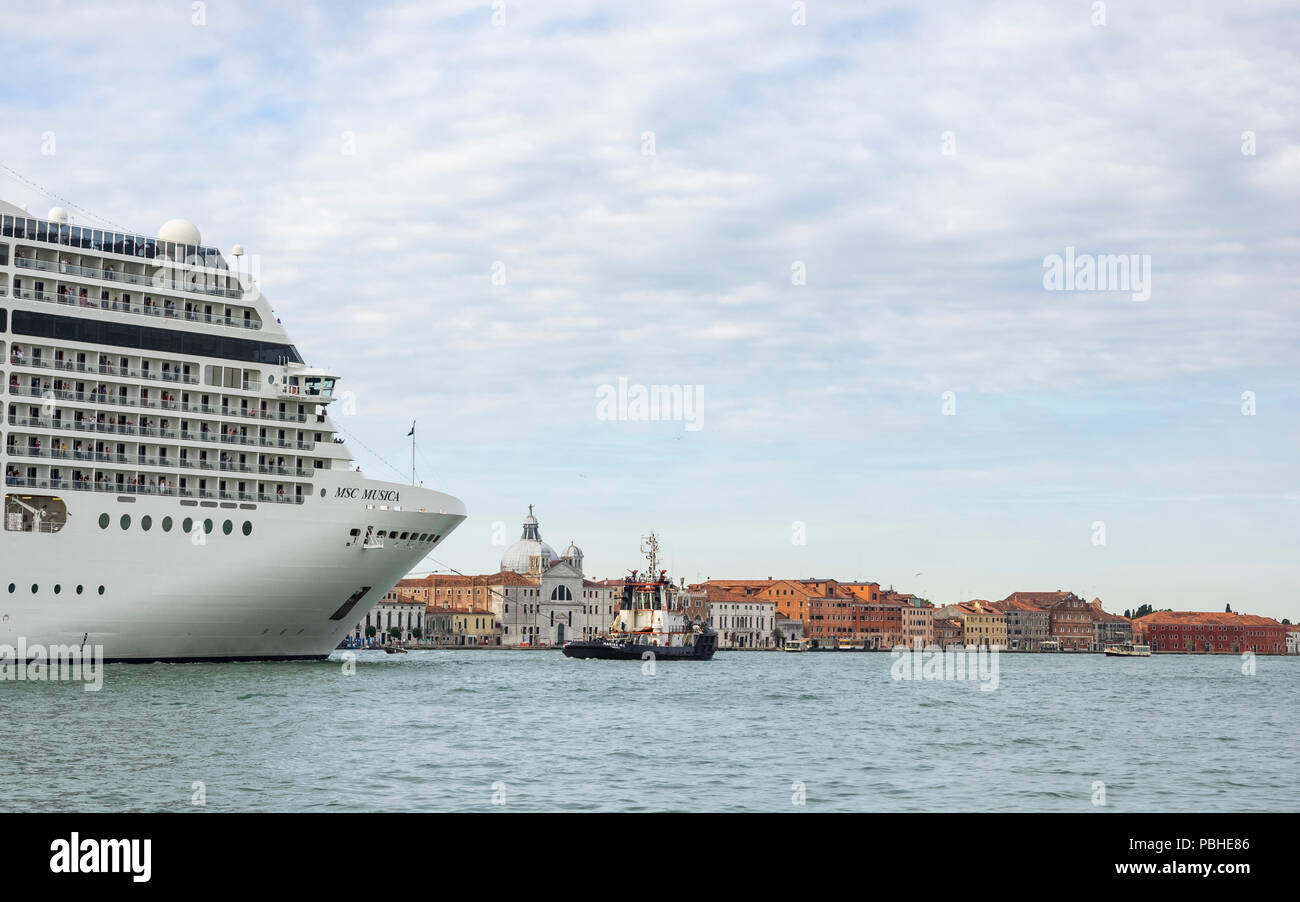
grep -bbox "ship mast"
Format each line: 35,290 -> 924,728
640,533 -> 660,579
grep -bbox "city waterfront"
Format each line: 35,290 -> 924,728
4,650 -> 1297,813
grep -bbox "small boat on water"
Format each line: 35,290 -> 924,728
1104,642 -> 1151,657
383,644 -> 408,655
562,534 -> 718,662
782,639 -> 808,653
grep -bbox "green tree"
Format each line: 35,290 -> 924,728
410,627 -> 423,640
389,626 -> 402,640
364,625 -> 377,639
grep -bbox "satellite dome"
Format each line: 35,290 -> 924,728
47,206 -> 69,224
158,218 -> 202,246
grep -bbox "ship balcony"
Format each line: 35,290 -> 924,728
5,414 -> 316,452
9,273 -> 260,330
7,381 -> 308,423
13,253 -> 244,302
9,353 -> 202,385
5,447 -> 315,480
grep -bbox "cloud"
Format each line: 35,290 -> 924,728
1,1 -> 1296,613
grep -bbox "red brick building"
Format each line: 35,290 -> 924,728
1134,611 -> 1288,654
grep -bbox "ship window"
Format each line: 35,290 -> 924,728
120,514 -> 130,529
242,520 -> 252,536
183,517 -> 194,534
76,585 -> 83,594
162,516 -> 173,532
223,519 -> 233,535
203,518 -> 213,534
141,515 -> 152,531
98,585 -> 105,595
54,585 -> 61,594
6,583 -> 12,593
31,584 -> 38,593
98,513 -> 109,529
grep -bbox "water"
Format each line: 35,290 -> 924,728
3,650 -> 1296,812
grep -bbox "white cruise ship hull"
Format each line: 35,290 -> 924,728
0,471 -> 465,661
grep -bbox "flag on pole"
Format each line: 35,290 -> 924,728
407,422 -> 415,437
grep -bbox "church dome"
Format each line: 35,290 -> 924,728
562,542 -> 582,559
501,505 -> 557,574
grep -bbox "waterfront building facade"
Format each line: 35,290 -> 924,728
1048,594 -> 1093,651
933,600 -> 1007,649
933,617 -> 963,648
1134,611 -> 1288,654
394,508 -> 621,647
427,608 -> 499,647
1090,600 -> 1133,649
998,599 -> 1051,651
773,613 -> 804,646
898,600 -> 934,649
351,593 -> 425,646
705,586 -> 777,649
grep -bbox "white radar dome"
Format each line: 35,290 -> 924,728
48,206 -> 69,223
158,218 -> 202,246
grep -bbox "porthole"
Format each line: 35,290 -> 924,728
76,585 -> 84,594
183,517 -> 194,534
162,516 -> 173,532
320,488 -> 326,497
120,514 -> 131,530
31,584 -> 38,594
98,513 -> 110,529
203,518 -> 214,534
141,515 -> 152,532
268,375 -> 275,384
97,585 -> 105,595
54,585 -> 61,594
223,519 -> 233,535
7,583 -> 14,593
242,521 -> 252,536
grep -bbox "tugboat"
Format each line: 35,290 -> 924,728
562,534 -> 718,661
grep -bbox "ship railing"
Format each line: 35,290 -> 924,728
1,475 -> 303,504
15,254 -> 245,302
10,278 -> 261,330
7,415 -> 314,453
8,355 -> 201,385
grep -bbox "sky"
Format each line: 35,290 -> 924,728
1,1 -> 1297,617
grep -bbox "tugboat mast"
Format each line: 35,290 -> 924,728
641,533 -> 661,578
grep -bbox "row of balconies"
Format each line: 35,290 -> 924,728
9,350 -> 203,384
8,382 -> 310,424
5,445 -> 317,479
12,252 -> 247,305
6,413 -> 317,451
7,282 -> 260,332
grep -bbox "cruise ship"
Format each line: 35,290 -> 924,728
0,199 -> 466,661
